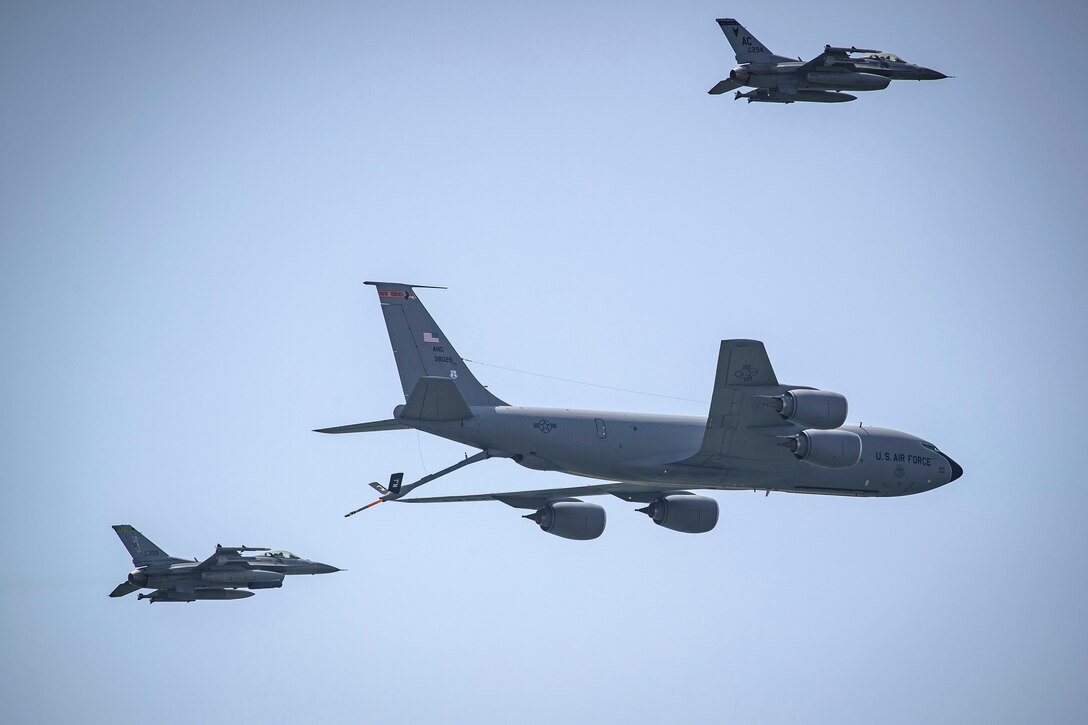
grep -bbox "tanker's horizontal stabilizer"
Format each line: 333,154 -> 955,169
314,419 -> 409,434
400,377 -> 473,422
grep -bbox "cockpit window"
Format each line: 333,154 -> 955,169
267,550 -> 298,559
864,53 -> 903,62
920,443 -> 941,453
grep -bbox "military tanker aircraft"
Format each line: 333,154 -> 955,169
319,282 -> 962,541
708,18 -> 948,104
109,525 -> 340,603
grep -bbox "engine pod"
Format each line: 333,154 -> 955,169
524,500 -> 606,540
638,493 -> 719,534
781,429 -> 862,468
772,390 -> 848,430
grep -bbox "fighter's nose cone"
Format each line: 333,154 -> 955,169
921,68 -> 948,80
313,564 -> 340,574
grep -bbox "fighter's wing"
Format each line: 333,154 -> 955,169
798,46 -> 853,71
399,482 -> 672,509
194,546 -> 270,571
708,79 -> 742,95
673,340 -> 801,469
777,79 -> 799,97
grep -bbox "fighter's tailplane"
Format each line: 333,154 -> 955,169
109,581 -> 139,598
716,18 -> 794,65
112,525 -> 188,568
365,281 -> 507,407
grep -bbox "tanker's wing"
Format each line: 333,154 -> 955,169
398,483 -> 676,509
671,340 -> 801,470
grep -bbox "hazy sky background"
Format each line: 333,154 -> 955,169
3,1 -> 1086,723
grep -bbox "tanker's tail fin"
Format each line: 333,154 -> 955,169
365,281 -> 507,407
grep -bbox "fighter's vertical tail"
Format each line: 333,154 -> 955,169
716,19 -> 791,64
112,525 -> 185,567
365,282 -> 507,407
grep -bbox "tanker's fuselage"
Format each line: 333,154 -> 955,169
401,405 -> 958,498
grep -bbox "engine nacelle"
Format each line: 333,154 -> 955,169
638,493 -> 719,534
805,71 -> 890,90
769,390 -> 848,430
524,501 -> 606,540
729,66 -> 751,85
191,589 -> 255,601
128,571 -> 148,587
202,570 -> 285,586
246,580 -> 284,590
780,429 -> 862,468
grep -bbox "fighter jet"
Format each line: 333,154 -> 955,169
109,525 -> 340,603
708,18 -> 948,104
319,282 -> 962,541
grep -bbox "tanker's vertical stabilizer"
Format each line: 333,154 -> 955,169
365,282 -> 507,407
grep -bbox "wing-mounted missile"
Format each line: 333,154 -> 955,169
210,545 -> 271,567
824,45 -> 882,55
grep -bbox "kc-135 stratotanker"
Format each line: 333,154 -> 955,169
708,18 -> 948,104
321,282 -> 961,540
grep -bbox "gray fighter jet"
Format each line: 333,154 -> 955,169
708,18 -> 948,104
319,283 -> 962,541
109,525 -> 340,603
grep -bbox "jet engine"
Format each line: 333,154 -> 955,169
246,580 -> 284,590
202,570 -> 285,586
637,493 -> 719,534
780,429 -> 862,468
805,71 -> 890,90
127,571 -> 147,587
768,390 -> 848,430
524,500 -> 606,540
729,67 -> 751,85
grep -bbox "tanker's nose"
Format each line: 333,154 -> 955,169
944,454 -> 963,482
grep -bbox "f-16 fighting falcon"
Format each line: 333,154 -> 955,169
708,18 -> 948,104
109,525 -> 340,603
319,282 -> 962,541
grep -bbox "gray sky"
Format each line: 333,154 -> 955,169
2,2 -> 1086,723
